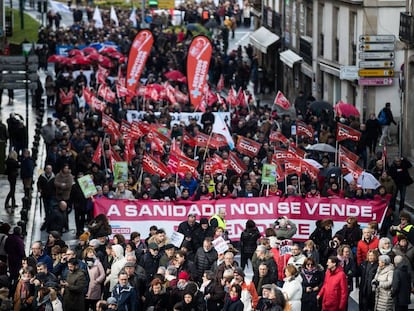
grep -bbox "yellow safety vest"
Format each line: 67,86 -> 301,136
209,214 -> 226,229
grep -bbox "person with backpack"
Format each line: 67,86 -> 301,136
378,102 -> 397,146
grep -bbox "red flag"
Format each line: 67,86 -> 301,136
301,160 -> 319,181
59,88 -> 74,105
339,145 -> 359,163
142,153 -> 169,178
168,151 -> 199,178
182,131 -> 196,147
236,136 -> 261,157
216,74 -> 224,92
269,131 -> 290,145
285,158 -> 302,176
336,122 -> 361,142
272,149 -> 301,164
83,87 -> 94,104
90,96 -> 106,112
341,156 -> 363,179
236,87 -> 247,107
194,132 -> 210,148
116,83 -> 134,98
226,87 -> 237,106
163,82 -> 177,105
288,145 -> 306,159
175,89 -> 189,104
123,136 -> 136,163
92,138 -> 103,165
187,36 -> 212,111
126,30 -> 154,102
228,151 -> 247,176
273,91 -> 291,109
296,120 -> 314,139
210,133 -> 229,149
102,114 -> 121,141
98,84 -> 116,103
204,154 -> 227,175
96,66 -> 109,84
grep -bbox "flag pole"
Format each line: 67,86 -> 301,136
335,141 -> 339,166
203,132 -> 213,160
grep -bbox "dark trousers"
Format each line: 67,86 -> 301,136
5,176 -> 17,207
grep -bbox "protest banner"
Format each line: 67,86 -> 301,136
94,196 -> 388,241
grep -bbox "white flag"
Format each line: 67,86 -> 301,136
129,8 -> 137,27
93,6 -> 103,29
212,113 -> 234,149
110,6 -> 119,27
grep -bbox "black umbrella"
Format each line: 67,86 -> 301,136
309,100 -> 333,114
205,18 -> 219,29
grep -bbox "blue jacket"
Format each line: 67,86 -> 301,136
112,283 -> 138,311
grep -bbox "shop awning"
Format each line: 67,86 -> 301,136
280,49 -> 303,68
249,27 -> 280,54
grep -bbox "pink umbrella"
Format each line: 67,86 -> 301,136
68,49 -> 83,57
71,55 -> 92,65
87,53 -> 103,62
164,70 -> 185,81
82,47 -> 98,54
48,55 -> 65,62
335,100 -> 360,117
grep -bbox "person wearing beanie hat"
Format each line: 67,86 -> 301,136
371,254 -> 394,311
178,271 -> 190,281
232,267 -> 259,310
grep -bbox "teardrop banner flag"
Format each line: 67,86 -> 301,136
126,30 -> 154,103
187,36 -> 212,111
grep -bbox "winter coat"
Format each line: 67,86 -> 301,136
379,176 -> 397,196
13,279 -> 35,311
85,259 -> 105,300
391,262 -> 411,307
37,172 -> 56,198
240,280 -> 259,311
373,264 -> 394,311
309,221 -> 332,260
54,171 -> 74,201
282,276 -> 302,311
203,279 -> 225,311
144,288 -> 169,311
223,296 -> 244,311
20,156 -> 34,179
194,247 -> 217,280
5,157 -> 19,179
240,227 -> 260,254
335,225 -> 362,249
357,237 -> 379,266
63,268 -> 87,311
388,158 -> 413,186
139,252 -> 161,285
359,260 -> 378,311
300,266 -> 324,311
112,283 -> 138,311
45,207 -> 67,234
4,233 -> 25,280
107,244 -> 127,292
318,266 -> 348,311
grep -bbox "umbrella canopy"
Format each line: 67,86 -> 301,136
357,171 -> 381,189
205,18 -> 219,29
164,70 -> 185,81
87,53 -> 103,62
100,56 -> 114,68
334,100 -> 360,118
47,55 -> 65,62
309,100 -> 333,114
186,23 -> 209,34
306,143 -> 336,153
304,159 -> 323,169
71,55 -> 91,65
320,166 -> 341,178
100,46 -> 118,54
68,49 -> 83,57
82,47 -> 98,54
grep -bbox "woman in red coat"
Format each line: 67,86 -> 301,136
317,256 -> 348,311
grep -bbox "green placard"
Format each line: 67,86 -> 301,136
261,164 -> 277,184
78,174 -> 98,198
113,162 -> 129,185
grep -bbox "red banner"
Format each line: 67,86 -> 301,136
236,135 -> 261,157
93,196 -> 388,241
269,131 -> 289,145
142,153 -> 169,177
228,151 -> 247,176
168,151 -> 199,178
187,36 -> 212,111
126,30 -> 154,102
336,122 -> 361,142
296,120 -> 314,139
102,114 -> 121,141
273,91 -> 291,110
339,145 -> 359,163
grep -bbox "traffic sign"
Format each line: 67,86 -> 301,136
358,69 -> 394,77
359,60 -> 395,68
359,43 -> 395,51
359,52 -> 395,60
359,35 -> 395,43
340,66 -> 359,80
358,78 -> 394,86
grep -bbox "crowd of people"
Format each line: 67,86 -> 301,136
0,1 -> 413,311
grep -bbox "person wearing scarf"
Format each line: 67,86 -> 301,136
300,258 -> 324,311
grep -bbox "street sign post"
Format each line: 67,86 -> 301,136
359,52 -> 395,60
358,78 -> 394,86
359,60 -> 394,68
359,43 -> 395,51
359,35 -> 395,43
358,69 -> 394,77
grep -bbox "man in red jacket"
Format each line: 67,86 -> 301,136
356,227 -> 379,266
317,256 -> 348,311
